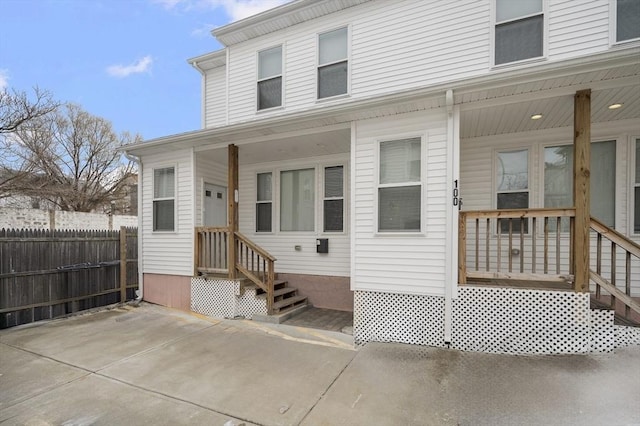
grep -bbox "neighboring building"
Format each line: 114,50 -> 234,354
126,0 -> 640,354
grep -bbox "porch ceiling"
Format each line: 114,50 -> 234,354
197,128 -> 351,165
460,62 -> 640,139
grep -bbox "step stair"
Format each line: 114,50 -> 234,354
590,296 -> 640,327
253,278 -> 308,316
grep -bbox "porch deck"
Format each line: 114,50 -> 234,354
282,307 -> 353,333
465,278 -> 572,291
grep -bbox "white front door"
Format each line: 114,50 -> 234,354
204,183 -> 227,227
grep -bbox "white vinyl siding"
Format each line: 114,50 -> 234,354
204,66 -> 227,128
353,109 -> 448,296
238,154 -> 350,277
209,0 -> 620,126
142,150 -> 194,276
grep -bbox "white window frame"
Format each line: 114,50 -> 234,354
375,135 -> 425,235
316,25 -> 350,101
255,171 -> 273,233
491,0 -> 547,68
278,166 -> 317,233
256,44 -> 284,112
322,164 -> 346,234
494,148 -> 530,233
610,0 -> 640,46
152,165 -> 177,233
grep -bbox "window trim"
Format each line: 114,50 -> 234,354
255,171 -> 273,233
374,135 -> 426,236
491,0 -> 547,68
316,25 -> 351,101
256,44 -> 284,112
610,0 -> 640,46
322,164 -> 346,233
152,165 -> 177,233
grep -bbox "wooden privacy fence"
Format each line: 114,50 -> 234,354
0,226 -> 138,329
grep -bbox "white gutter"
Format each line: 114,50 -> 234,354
123,151 -> 144,302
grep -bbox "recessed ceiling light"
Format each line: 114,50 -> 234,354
608,103 -> 623,110
531,114 -> 543,120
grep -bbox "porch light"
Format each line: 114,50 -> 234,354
530,114 -> 543,120
608,103 -> 623,110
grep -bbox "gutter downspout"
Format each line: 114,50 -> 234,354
444,89 -> 456,346
124,151 -> 144,302
190,61 -> 206,129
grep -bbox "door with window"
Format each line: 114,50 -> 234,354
204,183 -> 227,227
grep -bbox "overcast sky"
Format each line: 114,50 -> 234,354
0,0 -> 288,141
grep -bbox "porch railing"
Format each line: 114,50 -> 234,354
590,217 -> 640,323
458,208 -> 576,284
194,227 -> 276,314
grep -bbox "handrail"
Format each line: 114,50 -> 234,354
589,217 -> 640,322
462,208 -> 576,219
235,232 -> 276,314
235,231 -> 277,262
590,217 -> 640,258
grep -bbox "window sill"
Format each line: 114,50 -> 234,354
374,231 -> 425,237
491,56 -> 547,71
610,38 -> 640,48
256,105 -> 284,115
316,93 -> 350,104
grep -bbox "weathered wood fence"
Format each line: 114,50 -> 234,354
0,226 -> 138,329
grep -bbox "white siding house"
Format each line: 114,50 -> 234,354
126,0 -> 640,354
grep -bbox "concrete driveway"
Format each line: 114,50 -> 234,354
1,303 -> 638,425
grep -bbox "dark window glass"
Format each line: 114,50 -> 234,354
378,186 -> 421,232
495,15 -> 543,64
318,61 -> 348,99
258,77 -> 282,110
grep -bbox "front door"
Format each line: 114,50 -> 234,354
204,183 -> 227,227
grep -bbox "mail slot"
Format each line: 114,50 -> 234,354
316,238 -> 328,254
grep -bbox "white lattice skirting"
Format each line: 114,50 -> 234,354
191,277 -> 267,320
354,286 -> 640,355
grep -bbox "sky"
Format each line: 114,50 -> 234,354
0,0 -> 289,141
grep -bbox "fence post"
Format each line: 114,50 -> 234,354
120,226 -> 127,302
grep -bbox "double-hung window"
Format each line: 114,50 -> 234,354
615,0 -> 640,43
494,0 -> 544,65
318,27 -> 348,99
280,169 -> 315,231
257,46 -> 282,110
378,138 -> 422,232
324,166 -> 344,232
153,167 -> 175,231
496,150 -> 529,232
256,173 -> 272,232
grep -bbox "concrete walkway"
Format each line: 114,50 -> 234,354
1,303 -> 638,426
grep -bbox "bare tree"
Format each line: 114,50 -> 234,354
0,87 -> 59,134
0,87 -> 59,197
8,103 -> 140,212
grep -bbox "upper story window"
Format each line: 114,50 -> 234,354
616,0 -> 640,43
257,46 -> 282,110
153,167 -> 175,232
494,0 -> 544,65
318,27 -> 348,99
378,138 -> 422,232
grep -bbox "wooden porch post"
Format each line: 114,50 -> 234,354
228,144 -> 239,279
573,89 -> 591,292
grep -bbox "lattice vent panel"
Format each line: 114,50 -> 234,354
353,291 -> 445,347
615,325 -> 640,347
237,286 -> 267,319
191,278 -> 236,319
452,287 -> 596,354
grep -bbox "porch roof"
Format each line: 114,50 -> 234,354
124,48 -> 640,158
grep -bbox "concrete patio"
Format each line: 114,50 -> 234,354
1,303 -> 638,425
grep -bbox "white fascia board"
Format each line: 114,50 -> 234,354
188,49 -> 227,72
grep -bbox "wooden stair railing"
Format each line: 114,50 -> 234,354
195,227 -> 229,275
590,217 -> 640,324
234,231 -> 276,315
